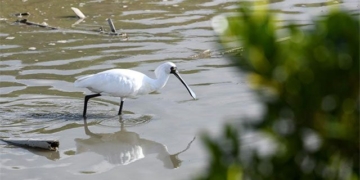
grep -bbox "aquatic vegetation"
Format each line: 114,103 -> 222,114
199,2 -> 359,180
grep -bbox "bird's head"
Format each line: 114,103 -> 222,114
157,62 -> 177,74
156,62 -> 196,100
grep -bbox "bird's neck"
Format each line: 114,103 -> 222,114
152,71 -> 170,91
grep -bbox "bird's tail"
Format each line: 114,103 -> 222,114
74,75 -> 94,88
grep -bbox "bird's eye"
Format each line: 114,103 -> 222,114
170,66 -> 177,73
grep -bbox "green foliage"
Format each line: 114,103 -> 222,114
198,3 -> 359,180
197,125 -> 242,180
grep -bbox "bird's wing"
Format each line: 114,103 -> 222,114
74,74 -> 94,88
75,69 -> 146,97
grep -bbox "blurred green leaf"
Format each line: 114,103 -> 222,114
199,2 -> 359,180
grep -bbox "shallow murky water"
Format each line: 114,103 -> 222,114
0,0 -> 359,179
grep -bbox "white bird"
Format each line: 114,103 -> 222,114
74,62 -> 196,117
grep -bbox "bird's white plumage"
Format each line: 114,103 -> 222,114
75,62 -> 196,116
74,62 -> 185,99
75,69 -> 156,98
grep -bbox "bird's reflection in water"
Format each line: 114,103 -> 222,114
75,117 -> 195,169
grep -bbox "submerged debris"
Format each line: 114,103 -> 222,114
189,37 -> 290,59
221,47 -> 244,55
189,47 -> 244,59
107,18 -> 117,33
9,10 -> 128,38
13,12 -> 30,17
96,18 -> 128,38
71,7 -> 86,19
15,19 -> 58,30
1,138 -> 59,151
189,49 -> 213,59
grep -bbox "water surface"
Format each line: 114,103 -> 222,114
0,0 -> 359,179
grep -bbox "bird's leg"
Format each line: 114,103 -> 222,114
83,93 -> 101,117
118,99 -> 124,115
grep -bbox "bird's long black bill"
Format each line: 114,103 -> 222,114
173,72 -> 197,99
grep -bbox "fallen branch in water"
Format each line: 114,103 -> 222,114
16,19 -> 58,30
1,138 -> 59,151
